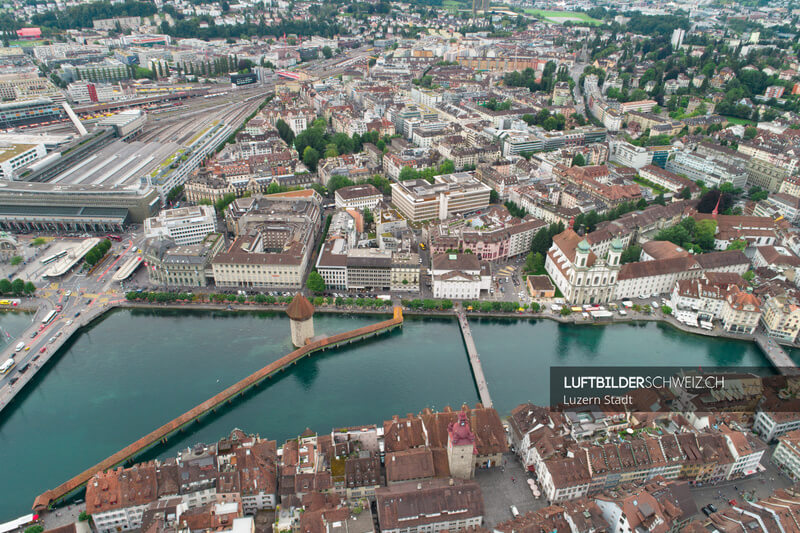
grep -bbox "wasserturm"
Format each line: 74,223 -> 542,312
33,306 -> 403,511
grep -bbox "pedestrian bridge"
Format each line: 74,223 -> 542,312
33,306 -> 404,511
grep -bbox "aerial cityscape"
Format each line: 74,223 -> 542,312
3,0 -> 800,531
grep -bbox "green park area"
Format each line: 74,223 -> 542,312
723,116 -> 756,126
522,8 -> 602,25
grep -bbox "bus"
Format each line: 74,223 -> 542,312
106,234 -> 122,242
0,358 -> 15,374
41,310 -> 57,327
40,250 -> 67,265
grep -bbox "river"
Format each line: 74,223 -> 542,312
0,308 -> 779,520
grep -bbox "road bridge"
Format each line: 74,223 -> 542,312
32,306 -> 404,511
755,335 -> 800,376
456,309 -> 493,408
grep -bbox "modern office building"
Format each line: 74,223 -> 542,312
144,205 -> 217,246
390,173 -> 491,222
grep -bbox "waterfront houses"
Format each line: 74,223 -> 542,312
212,190 -> 322,289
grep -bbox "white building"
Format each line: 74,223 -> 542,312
334,183 -> 383,210
431,253 -> 489,300
720,290 -> 761,334
772,429 -> 800,481
144,205 -> 217,246
0,142 -> 47,180
545,230 -> 622,305
724,429 -> 766,478
754,409 -> 800,443
608,139 -> 652,169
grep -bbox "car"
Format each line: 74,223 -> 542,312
48,337 -> 56,344
39,347 -> 46,353
651,301 -> 659,309
65,290 -> 71,296
9,377 -> 17,385
24,346 -> 30,351
510,505 -> 520,518
708,504 -> 717,513
66,320 -> 73,326
30,332 -> 37,339
56,305 -> 62,312
74,311 -> 80,317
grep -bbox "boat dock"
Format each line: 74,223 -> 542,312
456,309 -> 493,408
755,335 -> 800,376
32,306 -> 404,511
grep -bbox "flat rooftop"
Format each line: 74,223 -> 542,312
48,139 -> 181,191
0,143 -> 35,163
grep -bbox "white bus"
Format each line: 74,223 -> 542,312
0,358 -> 15,374
41,310 -> 57,327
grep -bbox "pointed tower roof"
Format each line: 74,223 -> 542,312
286,293 -> 314,321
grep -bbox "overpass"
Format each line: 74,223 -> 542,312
33,306 -> 404,511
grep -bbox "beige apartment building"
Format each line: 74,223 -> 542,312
761,295 -> 800,342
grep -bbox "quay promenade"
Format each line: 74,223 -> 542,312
456,309 -> 493,408
32,306 -> 404,511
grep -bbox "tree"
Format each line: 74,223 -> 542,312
438,159 -> 455,174
727,239 -> 747,251
694,219 -> 717,251
11,278 -> 24,295
571,153 -> 586,167
302,146 -> 320,171
678,187 -> 692,199
0,279 -> 10,294
398,166 -> 417,181
620,245 -> 642,264
10,256 -> 22,266
661,305 -> 672,315
23,281 -> 35,295
327,175 -> 354,193
31,237 -> 46,246
743,126 -> 758,140
306,271 -> 326,293
322,45 -> 332,59
489,189 -> 499,203
25,526 -> 43,533
743,270 -> 755,282
78,512 -> 91,522
363,207 -> 374,225
560,306 -> 572,316
748,186 -> 768,202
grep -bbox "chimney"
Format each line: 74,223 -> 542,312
417,483 -> 422,490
